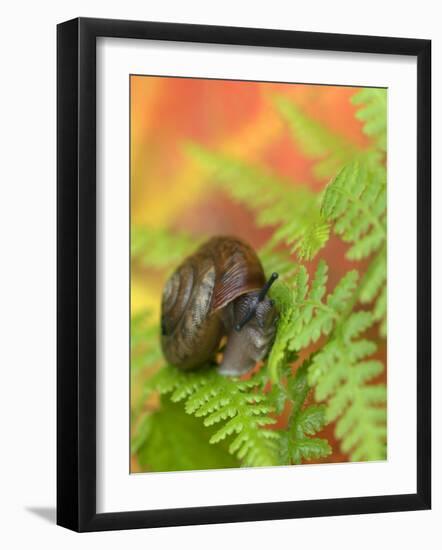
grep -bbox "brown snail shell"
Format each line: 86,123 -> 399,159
161,236 -> 278,374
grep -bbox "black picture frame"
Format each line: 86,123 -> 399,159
57,17 -> 431,532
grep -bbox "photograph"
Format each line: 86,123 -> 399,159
130,75 -> 388,474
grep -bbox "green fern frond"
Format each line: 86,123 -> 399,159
321,161 -> 386,259
374,285 -> 387,338
269,216 -> 330,261
352,88 -> 387,151
359,247 -> 387,303
308,311 -> 386,461
267,262 -> 359,383
266,259 -> 385,460
288,262 -> 358,353
267,260 -> 332,383
131,226 -> 202,269
267,280 -> 298,383
185,143 -> 329,261
292,220 -> 331,260
144,365 -> 280,467
274,95 -> 359,179
359,245 -> 387,338
322,160 -> 387,336
279,362 -> 331,464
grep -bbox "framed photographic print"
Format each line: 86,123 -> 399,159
57,17 -> 431,532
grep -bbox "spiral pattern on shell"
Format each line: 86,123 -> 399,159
160,236 -> 266,370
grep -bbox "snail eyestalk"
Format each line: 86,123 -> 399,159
234,272 -> 279,332
257,272 -> 279,302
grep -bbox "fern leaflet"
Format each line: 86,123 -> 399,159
144,365 -> 280,467
308,311 -> 386,461
352,88 -> 387,151
267,261 -> 359,382
321,161 -> 386,260
279,361 -> 332,464
321,160 -> 387,336
267,260 -> 385,460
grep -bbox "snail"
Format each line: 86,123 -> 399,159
160,236 -> 279,376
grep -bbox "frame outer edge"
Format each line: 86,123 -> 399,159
78,16 -> 429,55
416,39 -> 431,509
77,17 -> 99,531
56,18 -> 80,531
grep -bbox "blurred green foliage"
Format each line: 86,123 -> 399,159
134,398 -> 239,472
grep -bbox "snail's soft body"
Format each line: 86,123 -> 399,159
160,236 -> 279,376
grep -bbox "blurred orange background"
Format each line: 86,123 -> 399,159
130,76 -> 385,465
131,76 -> 370,314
